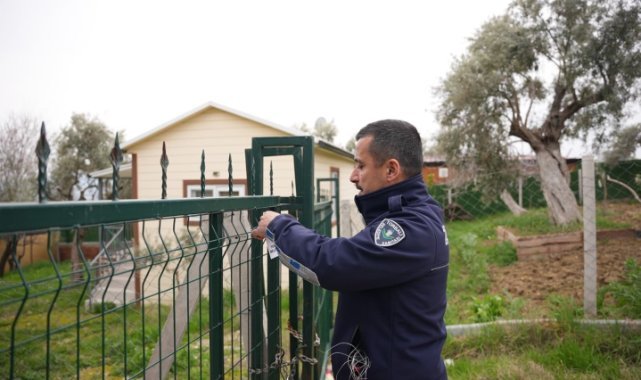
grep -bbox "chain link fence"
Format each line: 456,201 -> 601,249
429,159 -> 641,221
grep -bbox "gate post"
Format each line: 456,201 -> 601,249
296,138 -> 316,380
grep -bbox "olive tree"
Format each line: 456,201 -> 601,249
0,114 -> 40,202
0,114 -> 40,276
436,0 -> 641,224
313,117 -> 338,142
294,117 -> 338,142
603,123 -> 641,165
50,113 -> 114,201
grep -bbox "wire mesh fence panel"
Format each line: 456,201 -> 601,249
1,205 -> 274,379
0,135 -> 336,380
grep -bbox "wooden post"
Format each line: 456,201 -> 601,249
582,155 -> 597,318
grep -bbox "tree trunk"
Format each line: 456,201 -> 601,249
500,190 -> 527,216
0,238 -> 16,277
535,148 -> 582,225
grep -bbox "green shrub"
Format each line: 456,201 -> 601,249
472,294 -> 505,322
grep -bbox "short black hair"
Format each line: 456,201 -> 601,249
355,119 -> 423,177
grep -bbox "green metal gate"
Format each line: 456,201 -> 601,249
0,133 -> 338,380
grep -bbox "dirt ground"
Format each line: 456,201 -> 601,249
489,201 -> 641,313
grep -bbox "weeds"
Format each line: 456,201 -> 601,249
599,259 -> 641,318
548,295 -> 582,331
481,241 -> 517,266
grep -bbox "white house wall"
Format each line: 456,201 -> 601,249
126,106 -> 358,252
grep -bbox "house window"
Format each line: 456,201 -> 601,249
182,179 -> 248,226
186,184 -> 245,198
438,167 -> 449,178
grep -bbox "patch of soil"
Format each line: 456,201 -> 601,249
489,201 -> 641,314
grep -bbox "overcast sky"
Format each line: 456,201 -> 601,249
2,0 -> 527,151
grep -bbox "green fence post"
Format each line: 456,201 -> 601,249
294,138 -> 316,380
315,177 -> 340,378
248,146 -> 265,379
209,212 -> 224,380
266,162 -> 282,380
249,144 -> 285,380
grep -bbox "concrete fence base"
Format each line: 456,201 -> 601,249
447,318 -> 641,337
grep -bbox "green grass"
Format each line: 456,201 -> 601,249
0,257 -> 319,379
599,258 -> 641,319
480,241 -> 517,266
444,323 -> 641,379
0,259 -> 295,379
490,207 -> 630,236
446,289 -> 641,377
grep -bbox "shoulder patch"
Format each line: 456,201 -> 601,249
374,218 -> 406,247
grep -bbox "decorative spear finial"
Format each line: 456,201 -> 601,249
228,154 -> 233,196
160,142 -> 169,199
270,161 -> 274,196
110,133 -> 123,200
35,122 -> 50,203
200,150 -> 206,197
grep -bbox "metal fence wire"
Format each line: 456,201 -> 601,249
429,158 -> 641,221
0,133 -> 335,380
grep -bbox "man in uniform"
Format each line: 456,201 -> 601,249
252,119 -> 449,379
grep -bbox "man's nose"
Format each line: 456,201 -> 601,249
350,169 -> 358,183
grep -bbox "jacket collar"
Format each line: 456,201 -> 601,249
354,174 -> 429,224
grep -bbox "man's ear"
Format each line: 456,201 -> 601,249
386,159 -> 402,182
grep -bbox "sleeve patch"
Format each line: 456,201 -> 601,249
374,219 -> 406,247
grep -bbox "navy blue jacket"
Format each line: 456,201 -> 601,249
268,174 -> 449,379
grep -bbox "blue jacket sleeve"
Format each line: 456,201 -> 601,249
267,213 -> 447,292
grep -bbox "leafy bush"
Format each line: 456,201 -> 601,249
472,294 -> 505,322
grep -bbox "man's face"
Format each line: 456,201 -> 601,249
350,136 -> 389,196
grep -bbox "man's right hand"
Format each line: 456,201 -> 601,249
250,210 -> 280,240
